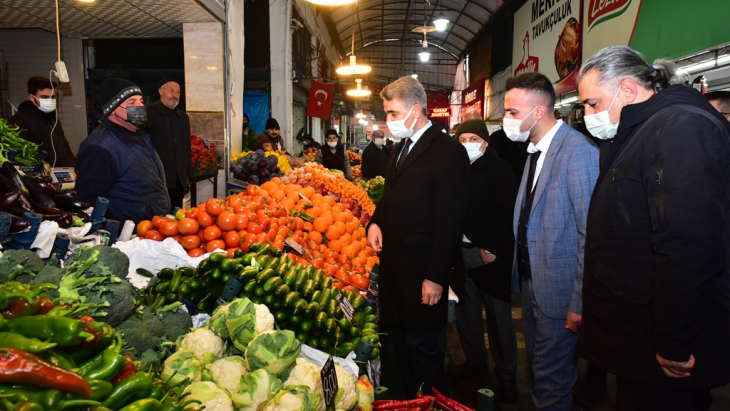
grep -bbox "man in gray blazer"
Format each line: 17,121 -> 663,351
505,73 -> 599,410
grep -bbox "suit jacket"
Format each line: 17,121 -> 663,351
453,147 -> 518,302
511,123 -> 598,318
361,142 -> 387,179
371,125 -> 470,332
144,101 -> 191,189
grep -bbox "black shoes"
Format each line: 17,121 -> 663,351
574,373 -> 608,407
500,378 -> 520,404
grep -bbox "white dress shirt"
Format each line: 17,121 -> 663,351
526,120 -> 563,191
396,120 -> 432,164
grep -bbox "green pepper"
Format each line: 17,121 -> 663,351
87,379 -> 114,401
117,398 -> 163,411
15,401 -> 45,411
0,387 -> 100,411
1,316 -> 94,347
102,372 -> 154,410
42,350 -> 76,370
148,381 -> 171,401
0,332 -> 57,353
83,336 -> 126,381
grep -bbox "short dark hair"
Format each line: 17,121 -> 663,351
505,72 -> 556,110
705,91 -> 730,114
27,76 -> 57,95
242,113 -> 249,121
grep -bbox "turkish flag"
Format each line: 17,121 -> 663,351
307,80 -> 335,119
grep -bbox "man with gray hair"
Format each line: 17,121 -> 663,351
578,45 -> 730,410
367,76 -> 469,397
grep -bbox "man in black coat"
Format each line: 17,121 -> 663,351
367,76 -> 469,397
578,45 -> 730,410
361,130 -> 387,179
10,76 -> 76,167
452,119 -> 519,403
144,76 -> 191,209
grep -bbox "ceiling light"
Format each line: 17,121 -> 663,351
372,124 -> 379,130
305,0 -> 356,5
417,32 -> 430,62
433,13 -> 449,32
337,31 -> 372,76
411,71 -> 418,79
347,79 -> 372,97
355,111 -> 366,119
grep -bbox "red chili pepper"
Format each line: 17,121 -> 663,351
110,356 -> 137,385
1,297 -> 37,319
36,296 -> 55,315
373,397 -> 433,410
432,389 -> 475,411
0,348 -> 93,398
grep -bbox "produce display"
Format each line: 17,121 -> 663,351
229,150 -> 291,185
355,177 -> 385,205
0,119 -> 40,167
347,152 -> 361,166
302,148 -> 317,163
191,134 -> 220,172
352,165 -> 361,179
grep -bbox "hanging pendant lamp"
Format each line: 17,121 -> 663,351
347,79 -> 371,97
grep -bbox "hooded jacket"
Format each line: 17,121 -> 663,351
9,100 -> 76,167
578,85 -> 730,387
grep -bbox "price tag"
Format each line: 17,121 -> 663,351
285,237 -> 312,259
298,192 -> 312,203
336,289 -> 355,321
320,356 -> 338,411
202,138 -> 211,149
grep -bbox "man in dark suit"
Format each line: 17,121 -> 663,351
367,76 -> 469,397
144,76 -> 191,209
361,130 -> 387,179
452,119 -> 520,403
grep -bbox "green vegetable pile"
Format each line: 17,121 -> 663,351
356,176 -> 384,205
0,118 -> 40,167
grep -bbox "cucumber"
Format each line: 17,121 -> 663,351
324,318 -> 338,336
239,267 -> 258,282
256,268 -> 276,284
294,270 -> 309,292
321,277 -> 333,290
300,279 -> 315,300
263,293 -> 276,305
318,288 -> 332,308
158,268 -> 175,280
315,312 -> 328,330
283,267 -> 299,287
263,276 -> 283,292
304,301 -> 321,318
292,299 -> 308,315
276,261 -> 290,277
312,269 -> 325,290
352,294 -> 366,311
274,284 -> 291,300
310,290 -> 322,305
275,310 -> 289,323
243,279 -> 257,294
264,256 -> 279,271
300,319 -> 313,333
284,291 -> 300,309
254,285 -> 266,297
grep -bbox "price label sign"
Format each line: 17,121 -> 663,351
336,289 -> 355,321
320,356 -> 338,410
298,192 -> 312,203
285,237 -> 312,259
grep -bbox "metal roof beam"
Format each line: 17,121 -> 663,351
399,0 -> 416,78
333,3 -> 481,32
353,21 -> 470,46
321,8 -> 347,59
441,1 -> 475,48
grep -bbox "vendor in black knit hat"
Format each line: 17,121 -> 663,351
253,117 -> 286,152
75,78 -> 171,225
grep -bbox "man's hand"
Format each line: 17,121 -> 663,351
367,224 -> 383,253
480,250 -> 496,265
566,310 -> 582,333
422,279 -> 443,305
656,354 -> 695,378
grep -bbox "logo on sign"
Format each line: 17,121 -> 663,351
428,108 -> 451,118
587,0 -> 632,32
514,32 -> 540,76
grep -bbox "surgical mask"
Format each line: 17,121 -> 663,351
327,141 -> 338,148
463,142 -> 484,162
584,87 -> 621,140
122,106 -> 147,127
374,138 -> 384,147
502,107 -> 537,142
386,106 -> 418,138
34,96 -> 56,113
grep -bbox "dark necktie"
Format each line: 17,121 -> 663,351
525,151 -> 541,196
396,138 -> 412,170
517,150 -> 541,286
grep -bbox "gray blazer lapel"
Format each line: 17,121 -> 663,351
529,124 -> 568,216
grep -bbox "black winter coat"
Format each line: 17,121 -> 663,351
144,101 -> 191,189
578,85 -> 730,387
10,101 -> 76,167
361,142 -> 387,179
370,125 -> 470,332
452,147 -> 518,302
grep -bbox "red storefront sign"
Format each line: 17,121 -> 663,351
461,78 -> 485,119
428,108 -> 451,118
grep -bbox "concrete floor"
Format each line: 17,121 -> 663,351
379,293 -> 730,411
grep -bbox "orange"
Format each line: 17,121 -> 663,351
311,193 -> 323,202
287,191 -> 301,203
280,198 -> 296,212
270,177 -> 283,186
339,233 -> 352,246
302,221 -> 313,232
309,230 -> 323,245
313,217 -> 329,233
271,190 -> 286,201
333,221 -> 346,236
307,207 -> 321,219
303,186 -> 316,198
328,239 -> 342,252
334,212 -> 348,224
346,220 -> 358,234
341,245 -> 357,259
325,225 -> 341,241
323,195 -> 336,207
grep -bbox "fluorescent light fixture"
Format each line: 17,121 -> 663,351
433,13 -> 449,32
678,54 -> 730,74
419,51 -> 430,62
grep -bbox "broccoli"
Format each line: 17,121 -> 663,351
33,256 -> 64,299
157,302 -> 193,342
116,308 -> 166,355
0,249 -> 45,283
75,245 -> 130,280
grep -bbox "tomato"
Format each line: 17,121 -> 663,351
311,257 -> 324,269
197,211 -> 213,228
266,228 -> 277,242
180,235 -> 201,250
255,232 -> 269,244
350,274 -> 370,290
216,211 -> 238,231
224,231 -> 241,248
188,248 -> 205,257
174,209 -> 187,221
246,185 -> 259,196
159,221 -> 179,237
178,218 -> 200,235
236,214 -> 249,230
206,239 -> 226,253
151,216 -> 164,228
272,238 -> 285,251
206,198 -> 224,216
227,248 -> 239,257
145,230 -> 164,241
277,227 -> 290,239
202,225 -> 222,242
335,270 -> 352,284
185,207 -> 200,219
137,220 -> 152,237
240,237 -> 254,252
247,222 -> 263,234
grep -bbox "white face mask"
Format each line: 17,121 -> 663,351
34,96 -> 56,113
584,87 -> 621,140
374,138 -> 384,147
502,107 -> 537,142
463,142 -> 485,162
327,141 -> 338,148
386,106 -> 418,138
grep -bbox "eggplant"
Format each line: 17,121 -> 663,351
31,202 -> 65,216
51,195 -> 90,212
22,176 -> 55,208
0,191 -> 21,211
0,174 -> 16,195
1,162 -> 29,198
9,215 -> 30,233
55,189 -> 78,197
24,176 -> 58,195
9,207 -> 26,218
42,213 -> 71,228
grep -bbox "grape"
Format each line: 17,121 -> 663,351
259,168 -> 270,179
247,175 -> 260,185
237,172 -> 249,181
246,162 -> 258,173
271,166 -> 280,174
255,149 -> 265,156
266,156 -> 278,166
257,159 -> 269,169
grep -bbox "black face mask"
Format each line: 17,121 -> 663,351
122,106 -> 147,127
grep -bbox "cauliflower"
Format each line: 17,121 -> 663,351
226,298 -> 275,351
283,358 -> 324,411
182,381 -> 233,411
161,350 -> 203,386
179,328 -> 226,364
245,330 -> 301,376
230,368 -> 282,411
263,386 -> 321,411
202,356 -> 248,395
353,375 -> 374,411
331,364 -> 356,411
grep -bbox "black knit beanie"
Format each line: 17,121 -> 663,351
265,118 -> 280,130
99,78 -> 143,117
158,75 -> 180,89
455,119 -> 490,142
